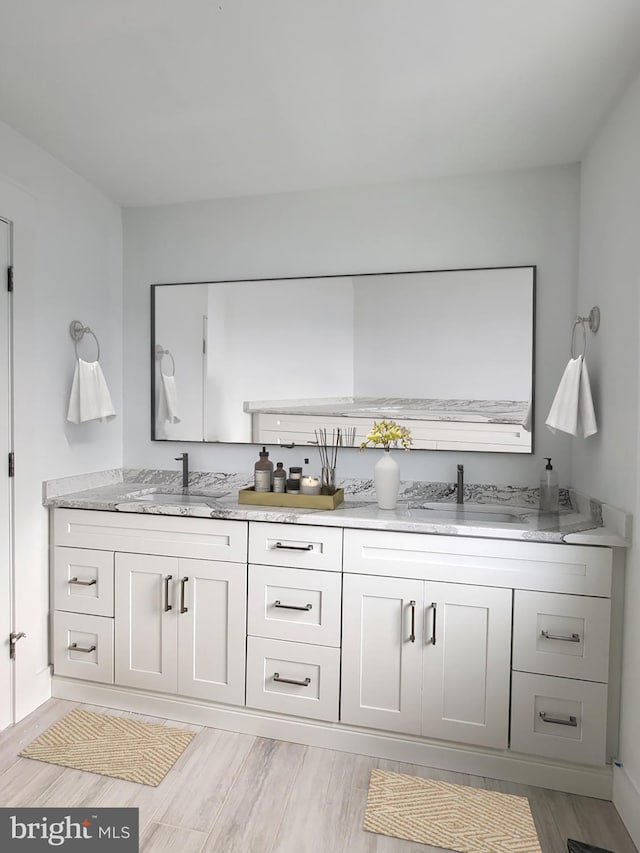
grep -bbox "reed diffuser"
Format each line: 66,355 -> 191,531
314,427 -> 341,495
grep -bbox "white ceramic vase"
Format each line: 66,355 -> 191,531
374,449 -> 400,510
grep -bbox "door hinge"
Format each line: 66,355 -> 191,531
7,266 -> 13,292
9,632 -> 26,660
8,452 -> 14,477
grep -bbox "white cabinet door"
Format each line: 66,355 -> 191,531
421,582 -> 512,749
177,559 -> 246,706
341,574 -> 423,734
115,553 -> 178,693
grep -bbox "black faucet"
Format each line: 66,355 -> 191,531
456,464 -> 464,504
175,452 -> 189,489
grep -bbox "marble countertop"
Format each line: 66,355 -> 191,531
43,469 -> 632,548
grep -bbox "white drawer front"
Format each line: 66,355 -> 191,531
510,672 -> 607,766
53,611 -> 114,684
53,547 -> 114,617
249,522 -> 342,572
248,564 -> 341,646
513,591 -> 610,683
53,508 -> 248,563
343,529 -> 612,596
246,637 -> 339,722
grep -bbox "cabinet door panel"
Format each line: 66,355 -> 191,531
114,553 -> 177,692
177,559 -> 246,706
422,582 -> 512,749
341,574 -> 423,734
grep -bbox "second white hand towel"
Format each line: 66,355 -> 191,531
545,355 -> 597,437
67,358 -> 116,424
158,372 -> 181,424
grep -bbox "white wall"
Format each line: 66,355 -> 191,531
0,118 -> 122,718
575,66 -> 640,844
124,164 -> 579,486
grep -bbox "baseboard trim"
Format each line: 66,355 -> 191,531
51,677 -> 613,799
613,763 -> 640,847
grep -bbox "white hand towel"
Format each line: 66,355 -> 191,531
158,372 -> 181,424
545,355 -> 597,437
67,358 -> 116,424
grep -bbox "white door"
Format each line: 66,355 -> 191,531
177,558 -> 246,705
341,574 -> 423,734
114,553 -> 178,692
0,218 -> 12,731
421,582 -> 512,749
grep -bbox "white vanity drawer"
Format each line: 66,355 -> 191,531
343,529 -> 613,595
246,637 -> 340,722
53,611 -> 114,684
53,547 -> 114,617
248,522 -> 342,572
53,508 -> 248,563
513,591 -> 610,682
248,564 -> 341,646
510,672 -> 607,766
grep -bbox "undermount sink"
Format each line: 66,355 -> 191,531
409,504 -> 523,524
127,491 -> 226,505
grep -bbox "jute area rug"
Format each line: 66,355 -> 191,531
19,708 -> 195,787
364,769 -> 541,853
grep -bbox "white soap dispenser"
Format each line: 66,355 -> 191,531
539,457 -> 559,512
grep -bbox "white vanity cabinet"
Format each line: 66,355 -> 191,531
51,509 -> 248,708
114,553 -> 246,705
341,574 -> 511,748
342,528 -> 615,764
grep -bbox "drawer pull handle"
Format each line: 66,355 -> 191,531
274,542 -> 313,552
274,600 -> 312,612
273,672 -> 311,687
409,600 -> 416,643
164,575 -> 173,612
68,577 -> 97,587
68,642 -> 97,654
539,711 -> 578,727
429,601 -> 437,646
180,577 -> 189,614
541,630 -> 581,643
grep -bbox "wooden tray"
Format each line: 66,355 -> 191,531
238,487 -> 344,510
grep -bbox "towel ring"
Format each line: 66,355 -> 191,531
570,306 -> 600,359
155,345 -> 175,377
69,320 -> 100,362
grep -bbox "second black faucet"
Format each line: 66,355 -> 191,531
175,452 -> 189,488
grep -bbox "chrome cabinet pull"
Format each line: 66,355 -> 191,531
68,642 -> 97,654
540,630 -> 581,643
273,672 -> 311,687
409,600 -> 416,643
539,711 -> 578,727
68,577 -> 97,587
180,577 -> 189,613
274,542 -> 313,552
429,602 -> 437,645
164,575 -> 173,612
274,600 -> 312,612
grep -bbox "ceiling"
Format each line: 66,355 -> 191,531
1,0 -> 640,207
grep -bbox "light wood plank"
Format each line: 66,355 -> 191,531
202,738 -> 306,853
141,822 -> 207,853
153,727 -> 256,833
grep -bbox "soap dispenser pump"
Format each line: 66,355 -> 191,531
539,457 -> 559,512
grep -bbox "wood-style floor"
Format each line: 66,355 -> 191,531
0,699 -> 636,853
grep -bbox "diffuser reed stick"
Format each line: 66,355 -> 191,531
314,427 -> 341,495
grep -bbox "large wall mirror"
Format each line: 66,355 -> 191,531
151,265 -> 535,453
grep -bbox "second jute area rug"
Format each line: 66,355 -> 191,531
364,769 -> 541,853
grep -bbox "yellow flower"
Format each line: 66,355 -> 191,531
359,419 -> 412,451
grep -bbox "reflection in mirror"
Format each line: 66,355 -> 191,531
152,266 -> 535,453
